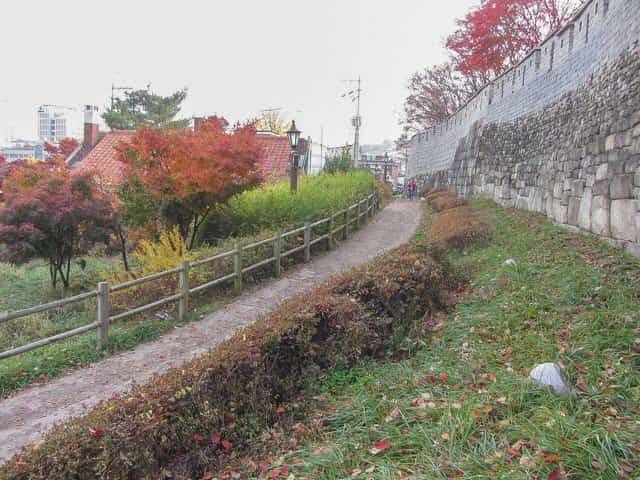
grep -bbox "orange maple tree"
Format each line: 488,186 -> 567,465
44,138 -> 80,161
117,117 -> 263,249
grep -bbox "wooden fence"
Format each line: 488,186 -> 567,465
0,191 -> 379,360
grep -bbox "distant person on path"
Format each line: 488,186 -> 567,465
407,180 -> 416,200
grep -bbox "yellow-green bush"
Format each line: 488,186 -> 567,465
199,170 -> 375,241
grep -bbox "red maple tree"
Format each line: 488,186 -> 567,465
44,138 -> 80,160
446,0 -> 581,82
117,117 -> 263,249
0,164 -> 112,288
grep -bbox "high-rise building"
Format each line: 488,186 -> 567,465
37,105 -> 68,144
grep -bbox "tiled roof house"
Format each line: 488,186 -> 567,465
70,111 -> 307,187
72,130 -> 135,187
254,132 -> 310,179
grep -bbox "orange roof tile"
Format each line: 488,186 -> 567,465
73,130 -> 135,187
74,131 -> 299,187
255,135 -> 291,179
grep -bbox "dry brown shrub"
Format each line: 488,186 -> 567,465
422,187 -> 449,200
429,192 -> 467,212
428,205 -> 491,250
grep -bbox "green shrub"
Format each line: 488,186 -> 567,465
199,170 -> 375,241
1,237 -> 461,480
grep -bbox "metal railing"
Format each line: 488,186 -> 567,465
0,190 -> 379,360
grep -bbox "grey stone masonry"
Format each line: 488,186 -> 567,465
408,0 -> 640,253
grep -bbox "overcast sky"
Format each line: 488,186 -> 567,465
0,0 -> 479,149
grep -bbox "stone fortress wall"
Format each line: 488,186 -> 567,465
408,0 -> 640,253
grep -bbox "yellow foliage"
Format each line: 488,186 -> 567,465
134,227 -> 193,275
103,227 -> 193,286
254,110 -> 291,136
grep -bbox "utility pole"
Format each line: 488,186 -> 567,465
353,76 -> 361,168
342,77 -> 362,168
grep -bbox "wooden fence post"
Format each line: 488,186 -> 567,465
97,282 -> 109,349
366,196 -> 371,220
178,259 -> 189,321
343,209 -> 349,239
274,231 -> 282,277
234,242 -> 242,294
304,223 -> 311,262
356,202 -> 361,227
328,214 -> 334,250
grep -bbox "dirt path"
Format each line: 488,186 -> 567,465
0,199 -> 421,462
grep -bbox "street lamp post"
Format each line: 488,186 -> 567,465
287,121 -> 301,193
383,153 -> 390,184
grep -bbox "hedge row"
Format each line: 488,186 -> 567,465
2,235 -> 462,480
425,189 -> 491,250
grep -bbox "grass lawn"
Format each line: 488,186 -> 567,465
235,200 -> 639,480
0,254 -> 235,397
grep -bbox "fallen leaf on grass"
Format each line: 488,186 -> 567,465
369,440 -> 392,455
548,470 -> 562,480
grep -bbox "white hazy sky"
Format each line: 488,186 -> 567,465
0,0 -> 479,149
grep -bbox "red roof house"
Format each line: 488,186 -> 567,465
70,111 -> 308,188
72,130 -> 135,187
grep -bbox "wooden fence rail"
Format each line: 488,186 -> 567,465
0,190 -> 379,360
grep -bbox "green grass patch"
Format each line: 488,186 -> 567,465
236,200 -> 639,480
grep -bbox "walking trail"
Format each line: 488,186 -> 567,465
0,200 -> 421,462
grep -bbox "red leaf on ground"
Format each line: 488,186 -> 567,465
276,407 -> 285,413
210,433 -> 221,443
375,440 -> 392,450
90,428 -> 104,437
544,454 -> 559,463
440,373 -> 448,382
222,440 -> 233,450
548,470 -> 562,480
193,434 -> 204,441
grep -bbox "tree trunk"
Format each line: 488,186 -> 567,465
118,230 -> 130,271
188,215 -> 199,251
50,261 -> 58,289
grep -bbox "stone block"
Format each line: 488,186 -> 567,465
529,187 -> 545,213
516,196 -> 528,210
569,179 -> 585,196
619,131 -> 633,148
610,200 -> 639,242
591,195 -> 611,236
605,134 -> 617,151
553,182 -> 563,198
567,197 -> 581,225
596,163 -> 609,181
592,179 -> 611,197
544,194 -> 554,217
610,174 -> 635,199
552,199 -> 568,224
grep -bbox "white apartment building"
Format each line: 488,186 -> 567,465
37,105 -> 68,144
